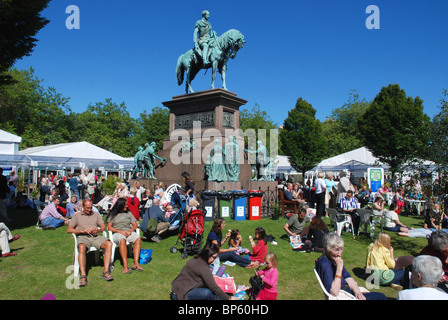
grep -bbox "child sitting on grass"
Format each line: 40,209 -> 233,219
244,227 -> 268,269
228,229 -> 250,255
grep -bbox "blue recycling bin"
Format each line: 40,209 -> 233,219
232,190 -> 247,221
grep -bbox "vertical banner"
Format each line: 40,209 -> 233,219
368,168 -> 384,192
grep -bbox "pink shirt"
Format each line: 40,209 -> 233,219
258,267 -> 278,293
40,202 -> 63,221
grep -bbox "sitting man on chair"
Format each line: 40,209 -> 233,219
67,199 -> 114,287
339,190 -> 361,235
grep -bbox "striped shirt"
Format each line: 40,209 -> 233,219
339,196 -> 358,211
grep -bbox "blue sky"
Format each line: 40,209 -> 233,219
13,0 -> 448,126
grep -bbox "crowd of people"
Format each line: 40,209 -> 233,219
2,165 -> 448,300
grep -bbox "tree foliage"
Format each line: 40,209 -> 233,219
134,106 -> 170,152
0,68 -> 72,148
428,89 -> 448,173
0,0 -> 51,86
239,103 -> 280,156
321,91 -> 369,157
358,84 -> 431,175
279,98 -> 326,180
75,99 -> 138,157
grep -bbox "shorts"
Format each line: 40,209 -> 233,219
77,234 -> 109,250
156,222 -> 170,234
112,231 -> 140,245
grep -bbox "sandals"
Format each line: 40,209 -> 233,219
101,271 -> 114,281
78,275 -> 87,287
123,268 -> 133,274
132,265 -> 144,271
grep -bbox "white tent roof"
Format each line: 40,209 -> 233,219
275,155 -> 298,174
19,141 -> 125,160
274,147 -> 385,175
0,129 -> 22,143
313,147 -> 381,171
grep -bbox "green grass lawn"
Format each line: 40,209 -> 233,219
0,207 -> 429,300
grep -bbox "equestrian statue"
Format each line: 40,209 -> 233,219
176,10 -> 245,93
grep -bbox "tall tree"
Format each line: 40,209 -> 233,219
0,68 -> 72,148
75,99 -> 137,157
279,98 -> 326,182
134,106 -> 170,152
358,84 -> 431,176
321,90 -> 370,157
0,0 -> 51,86
428,89 -> 448,175
239,103 -> 280,156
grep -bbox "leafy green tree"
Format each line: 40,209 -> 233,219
75,99 -> 137,157
239,103 -> 280,156
279,98 -> 326,182
0,68 -> 72,148
134,106 -> 170,152
428,89 -> 448,174
358,84 -> 431,176
0,0 -> 51,86
322,90 -> 369,157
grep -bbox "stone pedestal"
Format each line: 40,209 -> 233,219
142,89 -> 277,202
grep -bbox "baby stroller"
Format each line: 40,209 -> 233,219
168,192 -> 187,231
170,206 -> 205,259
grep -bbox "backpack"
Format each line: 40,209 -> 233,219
146,218 -> 158,236
249,275 -> 264,300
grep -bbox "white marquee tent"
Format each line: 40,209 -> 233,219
274,147 -> 387,179
0,141 -> 134,172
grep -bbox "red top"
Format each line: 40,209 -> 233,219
250,240 -> 267,264
127,196 -> 140,220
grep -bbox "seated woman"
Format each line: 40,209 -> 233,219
304,216 -> 329,253
315,233 -> 387,300
206,218 -> 252,269
372,196 -> 387,217
365,232 -> 413,288
106,197 -> 143,273
384,202 -> 412,237
171,243 -> 233,300
95,182 -> 128,211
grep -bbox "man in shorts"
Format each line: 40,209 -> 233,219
67,199 -> 113,286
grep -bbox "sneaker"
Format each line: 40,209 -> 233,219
151,235 -> 161,243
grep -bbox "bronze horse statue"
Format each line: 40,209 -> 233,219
176,29 -> 245,93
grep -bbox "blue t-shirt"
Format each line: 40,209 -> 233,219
69,177 -> 78,190
206,231 -> 222,247
283,189 -> 293,201
315,255 -> 352,293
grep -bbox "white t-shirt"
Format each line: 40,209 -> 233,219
314,178 -> 326,194
384,210 -> 399,228
398,287 -> 448,300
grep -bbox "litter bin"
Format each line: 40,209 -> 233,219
248,190 -> 263,220
232,190 -> 247,221
201,190 -> 217,221
217,190 -> 233,219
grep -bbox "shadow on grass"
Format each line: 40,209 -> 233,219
5,207 -> 38,231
